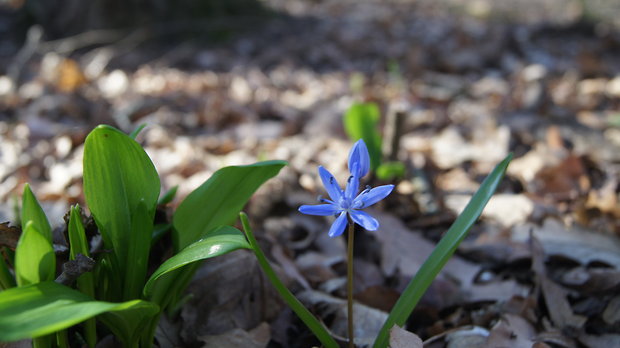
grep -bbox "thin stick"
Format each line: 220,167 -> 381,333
347,222 -> 355,348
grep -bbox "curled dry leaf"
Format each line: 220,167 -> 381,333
530,233 -> 587,331
484,314 -> 536,348
513,218 -> 620,268
297,289 -> 388,347
199,322 -> 270,348
389,325 -> 423,348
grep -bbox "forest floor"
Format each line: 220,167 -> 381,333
1,0 -> 620,347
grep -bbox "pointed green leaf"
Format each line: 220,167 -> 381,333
372,153 -> 512,348
173,160 -> 286,250
68,205 -> 90,260
15,222 -> 55,286
21,184 -> 52,241
0,281 -> 159,342
143,226 -> 250,296
158,185 -> 178,206
343,103 -> 383,170
129,123 -> 147,140
83,125 -> 160,299
68,205 -> 96,347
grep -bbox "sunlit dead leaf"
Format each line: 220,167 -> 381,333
389,325 -> 422,348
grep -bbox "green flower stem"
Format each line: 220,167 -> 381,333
347,222 -> 355,348
240,212 -> 339,348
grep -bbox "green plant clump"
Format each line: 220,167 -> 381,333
0,124 -> 286,347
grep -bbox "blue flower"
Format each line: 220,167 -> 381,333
298,140 -> 394,237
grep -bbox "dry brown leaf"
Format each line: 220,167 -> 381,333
513,219 -> 620,268
484,314 -> 536,348
533,155 -> 589,200
602,295 -> 620,325
297,289 -> 388,347
57,58 -> 88,93
578,333 -> 620,347
368,211 -> 480,286
445,193 -> 534,227
271,244 -> 311,289
530,234 -> 587,331
535,330 -> 578,348
389,325 -> 423,348
444,326 -> 490,348
199,322 -> 270,348
181,251 -> 283,340
0,222 -> 20,250
560,267 -> 620,294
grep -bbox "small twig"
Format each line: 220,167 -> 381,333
7,25 -> 43,94
382,102 -> 408,162
55,254 -> 95,286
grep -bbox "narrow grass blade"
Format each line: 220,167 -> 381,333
129,123 -> 147,140
372,153 -> 512,348
143,226 -> 250,297
240,212 -> 339,348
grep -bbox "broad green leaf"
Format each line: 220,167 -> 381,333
83,125 -> 160,300
343,103 -> 382,170
0,281 -> 159,342
68,205 -> 96,347
173,160 -> 286,250
372,153 -> 512,348
123,200 -> 152,300
240,213 -> 339,348
14,222 -> 55,286
148,160 -> 286,310
143,226 -> 250,296
21,184 -> 52,241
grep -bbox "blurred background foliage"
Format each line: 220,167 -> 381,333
2,0 -> 268,42
0,0 -> 619,43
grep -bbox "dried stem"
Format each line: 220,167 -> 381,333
55,254 -> 95,286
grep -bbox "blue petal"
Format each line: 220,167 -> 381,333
353,185 -> 394,208
299,204 -> 341,216
344,172 -> 359,202
318,166 -> 343,202
348,139 -> 370,178
328,212 -> 348,237
349,210 -> 379,231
